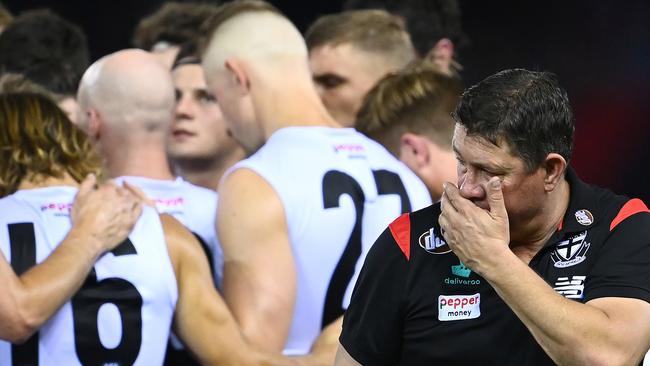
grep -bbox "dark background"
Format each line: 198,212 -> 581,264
4,0 -> 649,202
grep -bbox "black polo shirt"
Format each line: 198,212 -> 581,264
340,168 -> 650,365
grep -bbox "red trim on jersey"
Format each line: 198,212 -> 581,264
610,198 -> 650,231
389,213 -> 411,260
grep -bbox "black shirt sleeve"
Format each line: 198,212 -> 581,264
584,212 -> 650,303
339,227 -> 410,366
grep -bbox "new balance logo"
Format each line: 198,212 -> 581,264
553,275 -> 586,299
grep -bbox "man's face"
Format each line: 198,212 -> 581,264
169,64 -> 239,162
309,43 -> 392,127
204,66 -> 261,155
452,124 -> 547,231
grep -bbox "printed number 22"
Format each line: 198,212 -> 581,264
7,223 -> 143,366
321,170 -> 411,327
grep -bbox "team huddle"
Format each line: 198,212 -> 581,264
1,1 -> 649,366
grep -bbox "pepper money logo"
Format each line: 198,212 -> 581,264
418,227 -> 451,254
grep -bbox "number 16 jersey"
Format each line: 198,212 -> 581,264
229,126 -> 431,355
0,186 -> 178,366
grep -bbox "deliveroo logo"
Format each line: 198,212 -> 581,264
451,261 -> 471,278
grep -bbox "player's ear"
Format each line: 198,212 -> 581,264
224,58 -> 250,95
400,133 -> 430,171
86,108 -> 102,141
542,153 -> 567,192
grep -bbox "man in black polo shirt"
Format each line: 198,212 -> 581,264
336,69 -> 650,365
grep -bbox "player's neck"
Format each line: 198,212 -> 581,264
104,143 -> 175,181
18,171 -> 79,190
172,152 -> 242,190
509,177 -> 570,262
252,73 -> 341,139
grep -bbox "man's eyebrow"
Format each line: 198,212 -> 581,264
452,144 -> 509,172
313,73 -> 346,82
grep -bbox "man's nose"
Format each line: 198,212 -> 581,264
459,170 -> 486,201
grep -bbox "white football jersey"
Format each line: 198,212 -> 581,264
0,186 -> 177,366
227,127 -> 432,355
113,176 -> 222,286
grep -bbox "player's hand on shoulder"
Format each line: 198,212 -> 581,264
71,174 -> 143,253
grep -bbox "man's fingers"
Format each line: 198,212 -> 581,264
123,181 -> 155,207
77,173 -> 97,197
487,177 -> 508,220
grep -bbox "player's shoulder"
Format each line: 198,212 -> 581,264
177,180 -> 217,202
0,193 -> 32,222
383,203 -> 444,261
571,171 -> 649,234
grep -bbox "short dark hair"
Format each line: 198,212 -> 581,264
0,9 -> 89,96
133,2 -> 221,51
453,69 -> 575,173
343,0 -> 468,58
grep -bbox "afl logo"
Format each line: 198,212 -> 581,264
419,228 -> 451,254
575,209 -> 594,226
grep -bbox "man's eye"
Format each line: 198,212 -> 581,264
198,92 -> 216,103
314,75 -> 345,89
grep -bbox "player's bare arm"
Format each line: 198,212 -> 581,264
0,174 -> 142,342
334,343 -> 362,366
163,214 -> 337,366
439,179 -> 650,365
217,168 -> 297,351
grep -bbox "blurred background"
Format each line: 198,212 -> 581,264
4,0 -> 649,201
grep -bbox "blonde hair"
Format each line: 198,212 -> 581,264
0,93 -> 102,196
356,61 -> 462,156
305,9 -> 416,69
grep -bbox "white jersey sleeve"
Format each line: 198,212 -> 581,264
0,186 -> 177,366
226,127 -> 431,355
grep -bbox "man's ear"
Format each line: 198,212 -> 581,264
224,58 -> 250,96
86,108 -> 102,141
426,38 -> 455,74
542,153 -> 567,192
399,133 -> 430,170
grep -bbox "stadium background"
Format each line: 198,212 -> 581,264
4,0 -> 649,202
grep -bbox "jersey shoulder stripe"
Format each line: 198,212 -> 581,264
610,198 -> 650,231
389,213 -> 411,260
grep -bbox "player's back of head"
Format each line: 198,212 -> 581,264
356,61 -> 462,156
0,9 -> 89,97
201,0 -> 307,78
0,92 -> 101,197
78,49 -> 175,137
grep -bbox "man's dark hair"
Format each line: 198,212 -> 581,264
0,9 -> 89,96
132,2 -> 221,51
453,69 -> 575,173
343,0 -> 468,58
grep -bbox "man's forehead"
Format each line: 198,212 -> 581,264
452,124 -> 514,156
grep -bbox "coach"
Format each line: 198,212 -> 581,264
335,69 -> 650,365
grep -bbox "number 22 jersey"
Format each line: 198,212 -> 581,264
0,186 -> 178,366
229,126 -> 432,355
